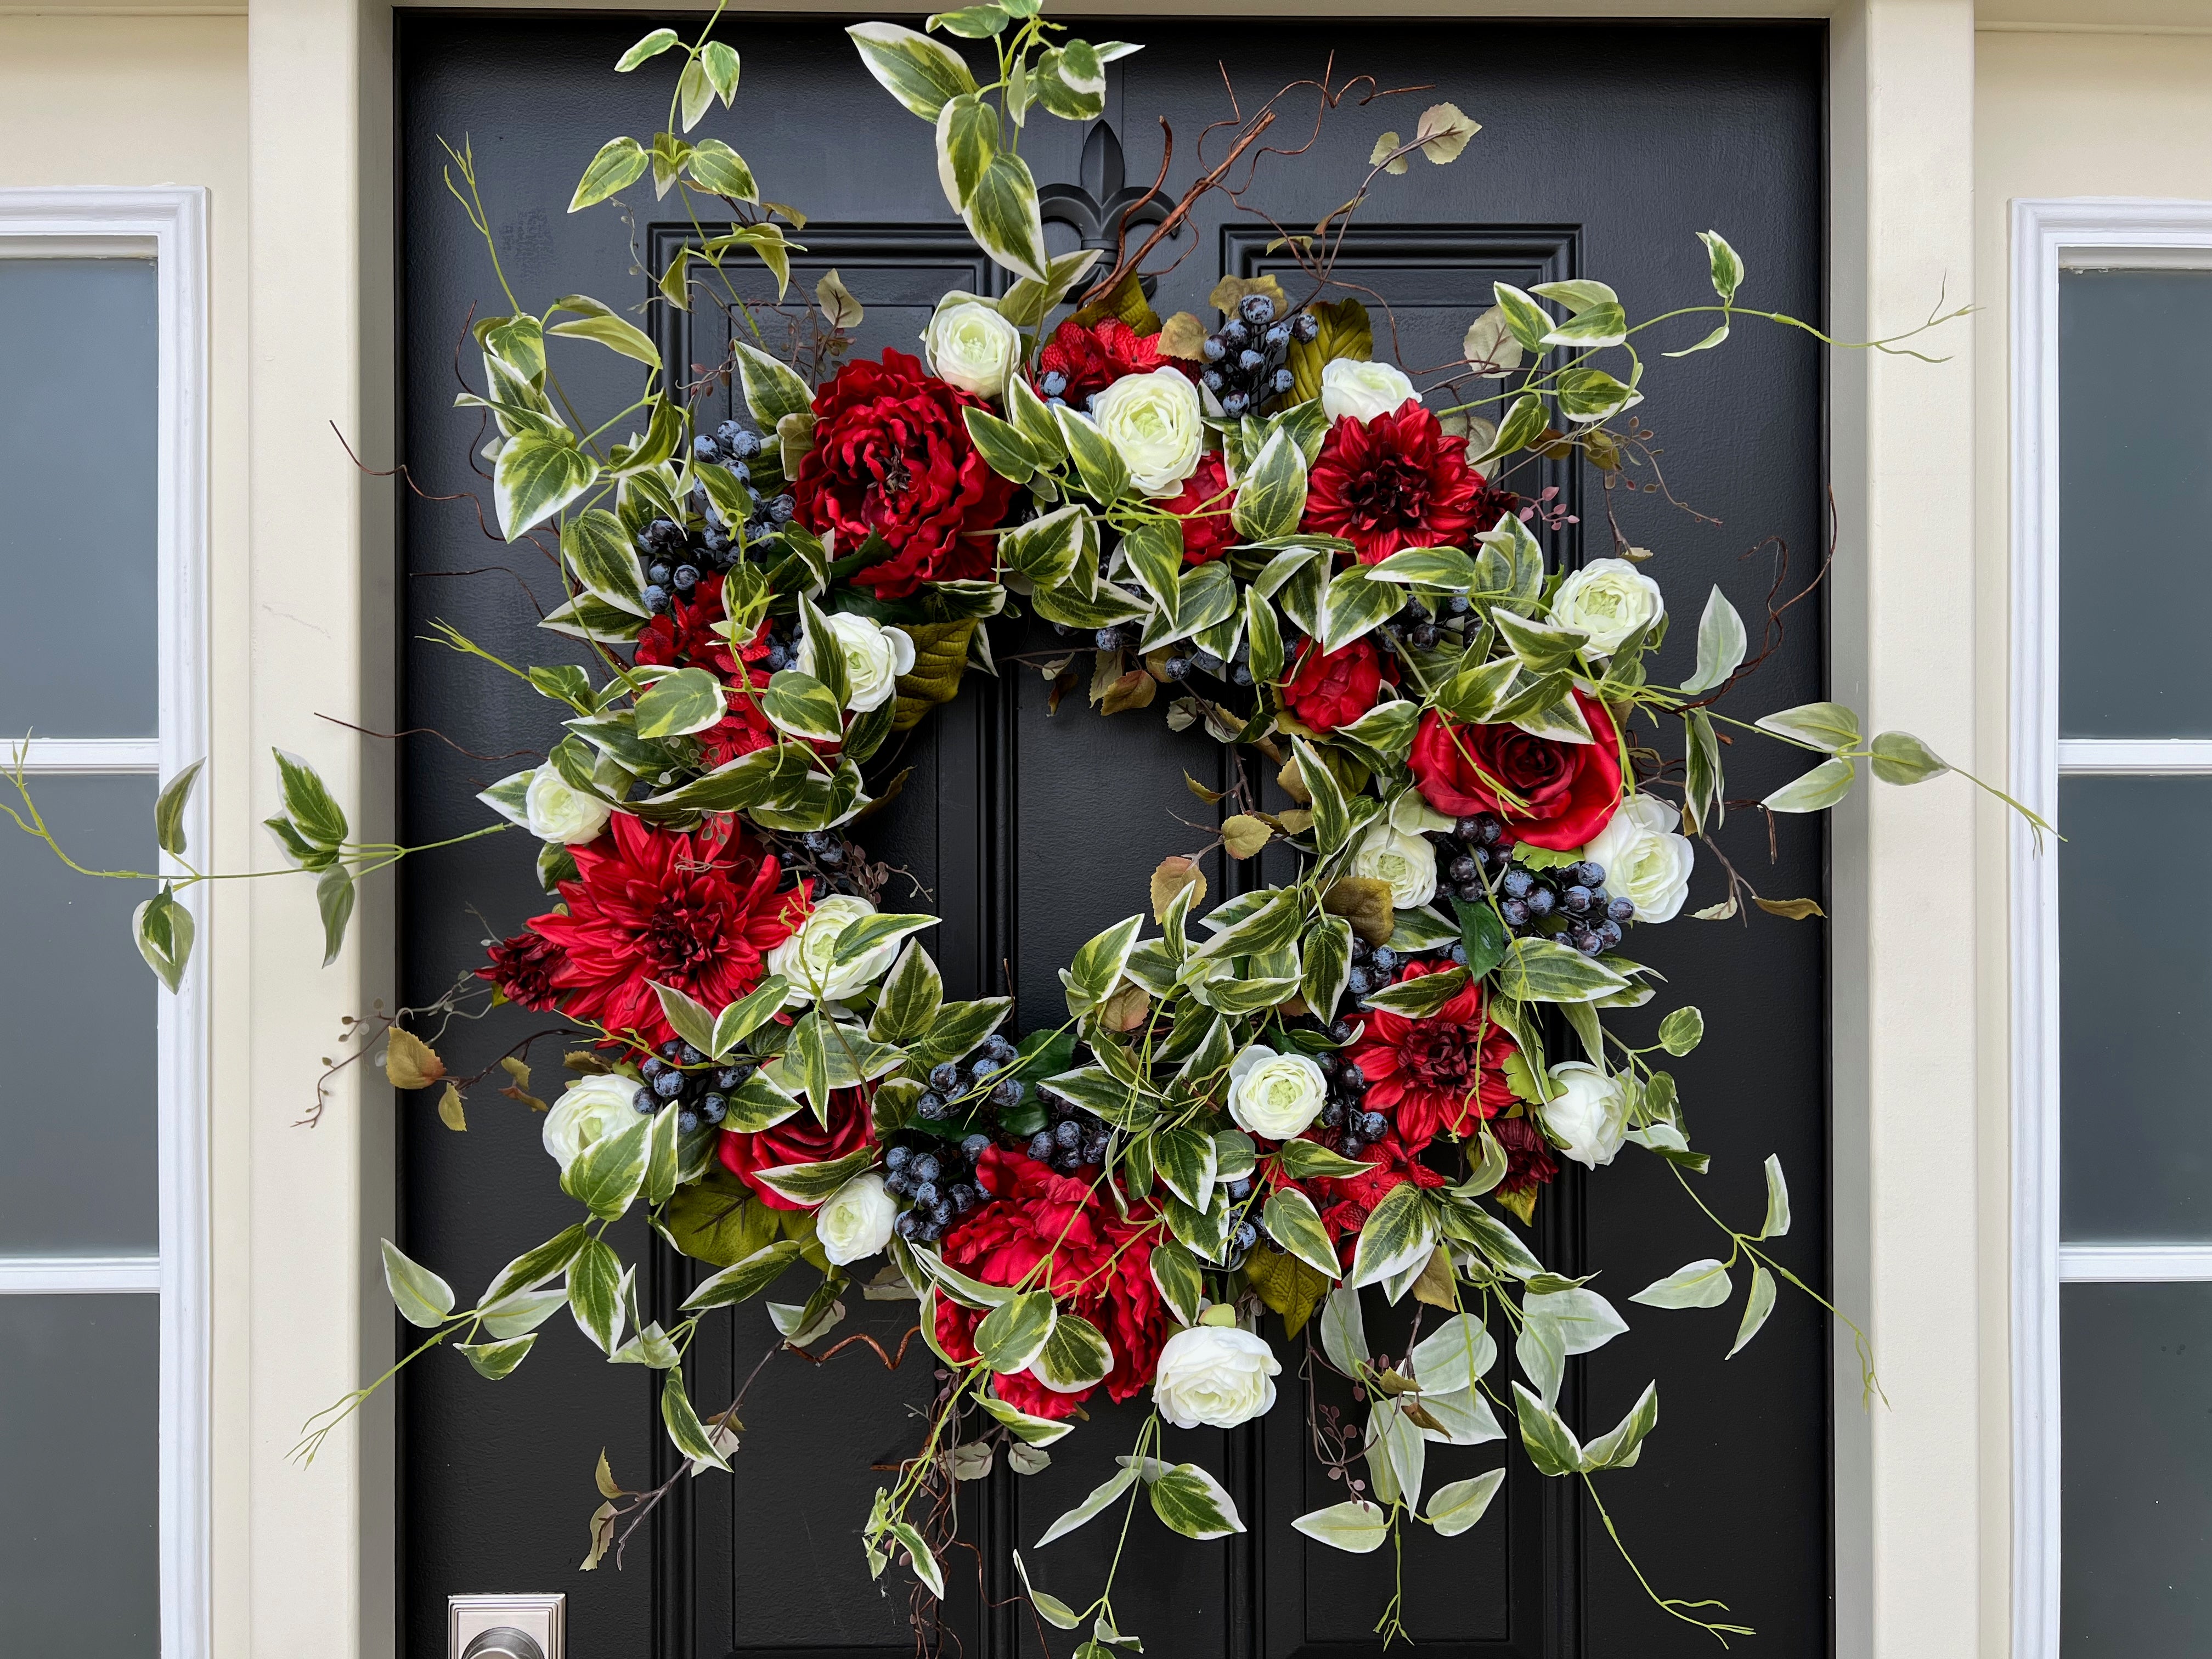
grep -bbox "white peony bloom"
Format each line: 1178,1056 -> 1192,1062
1225,1044 -> 1329,1141
1153,1324 -> 1283,1429
922,298 -> 1022,400
523,768 -> 613,845
816,1172 -> 899,1266
769,893 -> 901,1007
797,611 -> 916,714
542,1074 -> 643,1172
1581,793 -> 1695,924
1548,557 -> 1666,654
1540,1062 -> 1631,1170
1091,367 -> 1204,495
1351,823 -> 1440,910
1320,357 -> 1418,424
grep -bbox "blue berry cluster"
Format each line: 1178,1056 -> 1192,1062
631,1040 -> 750,1133
1374,595 -> 1469,657
917,1032 -> 1028,1123
1024,1085 -> 1111,1175
885,1135 -> 989,1245
633,420 -> 795,615
1432,811 -> 1636,957
1199,294 -> 1318,419
1313,1049 -> 1389,1159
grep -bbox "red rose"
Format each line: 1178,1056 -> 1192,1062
1279,637 -> 1384,732
1409,691 -> 1623,850
931,1147 -> 1170,1419
791,349 -> 1017,601
1344,961 -> 1520,1147
1161,449 -> 1236,565
528,814 -> 803,1049
718,1087 -> 874,1211
1035,317 -> 1173,407
633,572 -> 776,766
1302,403 -> 1483,564
477,926 -> 567,1011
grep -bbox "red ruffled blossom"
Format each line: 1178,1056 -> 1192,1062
719,1087 -> 874,1212
791,348 -> 1017,601
477,927 -> 567,1012
528,814 -> 803,1051
1034,318 -> 1183,407
1344,961 -> 1520,1147
1302,403 -> 1484,564
1161,449 -> 1237,565
632,572 -> 776,767
1409,691 -> 1624,850
1492,1115 -> 1559,1207
1279,636 -> 1385,732
1302,1129 -> 1450,1262
932,1147 -> 1170,1419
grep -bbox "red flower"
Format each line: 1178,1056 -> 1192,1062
931,1147 -> 1170,1419
1035,318 -> 1172,407
633,572 -> 777,767
1305,1130 -> 1449,1260
1492,1115 -> 1559,1206
528,814 -> 801,1049
1161,449 -> 1236,565
1345,961 -> 1520,1147
791,349 -> 1017,600
1302,404 -> 1483,563
477,927 -> 567,1012
1279,637 -> 1384,732
1409,692 -> 1623,850
1464,475 -> 1523,543
719,1088 -> 874,1211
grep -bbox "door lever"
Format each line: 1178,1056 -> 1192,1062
448,1593 -> 565,1659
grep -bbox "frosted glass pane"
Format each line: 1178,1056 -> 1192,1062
2059,269 -> 2212,738
0,1295 -> 159,1655
0,775 -> 157,1252
2062,1282 -> 2212,1656
0,259 -> 159,737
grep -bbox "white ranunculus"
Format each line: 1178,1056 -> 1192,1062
797,611 -> 916,714
524,768 -> 614,845
922,298 -> 1021,400
1226,1044 -> 1329,1141
769,893 -> 900,1007
1153,1324 -> 1283,1429
1581,793 -> 1695,924
1320,357 -> 1418,424
1351,823 -> 1439,910
1548,557 -> 1666,654
1091,367 -> 1204,495
816,1172 -> 899,1266
1540,1062 -> 1631,1170
542,1074 -> 643,1172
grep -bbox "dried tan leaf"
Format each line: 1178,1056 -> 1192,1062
437,1082 -> 467,1132
1099,982 -> 1152,1033
383,1028 -> 445,1091
1183,771 -> 1229,805
1322,876 -> 1396,947
1221,814 -> 1275,860
1277,757 -> 1312,804
1100,669 -> 1157,717
815,267 -> 864,329
1415,101 -> 1480,164
499,1055 -> 532,1092
1409,1246 -> 1457,1310
1754,895 -> 1826,921
1369,131 -> 1410,177
595,1448 -> 623,1499
1156,310 -> 1210,360
1150,856 -> 1207,924
1207,273 -> 1289,317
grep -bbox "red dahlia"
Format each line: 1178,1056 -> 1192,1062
528,814 -> 801,1051
477,926 -> 567,1012
719,1087 -> 873,1211
932,1146 -> 1170,1419
1034,317 -> 1175,407
1409,691 -> 1623,850
1345,960 -> 1520,1146
1160,449 -> 1237,565
1302,403 -> 1485,563
1492,1115 -> 1559,1207
632,572 -> 777,767
791,348 -> 1017,601
1279,636 -> 1385,732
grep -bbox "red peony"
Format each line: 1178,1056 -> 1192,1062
931,1147 -> 1171,1419
1305,1129 -> 1449,1261
528,814 -> 802,1050
477,926 -> 567,1011
719,1087 -> 874,1211
1279,637 -> 1384,732
1161,449 -> 1237,565
790,349 -> 1017,601
632,573 -> 777,767
1302,403 -> 1485,563
1035,317 -> 1174,407
1409,691 -> 1623,850
1344,961 -> 1520,1147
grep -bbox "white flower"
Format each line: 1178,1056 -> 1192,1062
1152,1324 -> 1283,1429
1581,793 -> 1695,924
1091,367 -> 1204,495
769,893 -> 900,1007
1548,557 -> 1665,654
1320,357 -> 1418,424
1540,1062 -> 1630,1170
816,1172 -> 899,1266
541,1074 -> 642,1172
922,298 -> 1021,400
523,768 -> 613,845
1351,823 -> 1439,910
1226,1044 -> 1329,1141
797,611 -> 916,714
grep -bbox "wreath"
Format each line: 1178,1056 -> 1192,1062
4,6 -> 2044,1650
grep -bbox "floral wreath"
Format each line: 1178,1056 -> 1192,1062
7,5 -> 2045,1650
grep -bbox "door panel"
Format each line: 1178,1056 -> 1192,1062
397,15 -> 1827,1657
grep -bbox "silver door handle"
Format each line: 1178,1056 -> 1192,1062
462,1629 -> 544,1659
449,1593 -> 564,1659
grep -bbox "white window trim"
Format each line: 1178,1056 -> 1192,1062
2009,196 -> 2212,1659
0,187 -> 210,1659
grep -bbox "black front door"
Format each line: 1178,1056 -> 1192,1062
396,15 -> 1830,1657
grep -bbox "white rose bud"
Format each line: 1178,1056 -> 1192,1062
922,298 -> 1022,400
769,893 -> 901,1008
1091,367 -> 1204,496
1581,793 -> 1695,924
1320,357 -> 1418,424
1351,823 -> 1439,910
1226,1044 -> 1329,1141
797,611 -> 916,714
1539,1061 -> 1631,1170
541,1074 -> 644,1172
524,768 -> 613,846
1548,556 -> 1666,654
1152,1324 -> 1283,1429
816,1172 -> 899,1266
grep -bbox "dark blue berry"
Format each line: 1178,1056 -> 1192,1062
1501,867 -> 1534,900
647,561 -> 673,586
991,1079 -> 1024,1108
1218,318 -> 1249,348
673,564 -> 700,592
1607,897 -> 1636,923
692,435 -> 720,463
1194,651 -> 1224,676
895,1211 -> 919,1239
699,1094 -> 727,1125
985,1035 -> 1017,1062
1340,1135 -> 1364,1158
1238,348 -> 1265,372
1200,369 -> 1224,393
912,1154 -> 941,1183
1500,898 -> 1530,927
885,1144 -> 912,1170
641,1056 -> 666,1077
1273,368 -> 1295,394
1596,921 -> 1623,949
1358,1110 -> 1387,1139
643,584 -> 670,614
1221,392 -> 1249,417
1526,887 -> 1556,917
680,1044 -> 705,1066
1321,1101 -> 1346,1127
1239,294 -> 1276,326
1346,966 -> 1373,996
928,1062 -> 961,1093
1163,657 -> 1192,681
1040,370 -> 1069,397
1329,1019 -> 1356,1044
677,1109 -> 700,1133
1263,321 -> 1291,348
1370,947 -> 1398,975
769,495 -> 795,522
653,1069 -> 685,1099
1053,1120 -> 1081,1149
1448,943 -> 1469,966
951,1183 -> 977,1213
1226,1177 -> 1253,1202
633,1086 -> 657,1114
961,1133 -> 990,1163
1573,861 -> 1607,888
916,1093 -> 948,1121
1292,312 -> 1319,342
1028,1131 -> 1056,1160
1233,1221 -> 1260,1250
1562,885 -> 1593,915
1201,337 -> 1226,363
911,1181 -> 941,1207
1341,1064 -> 1367,1091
